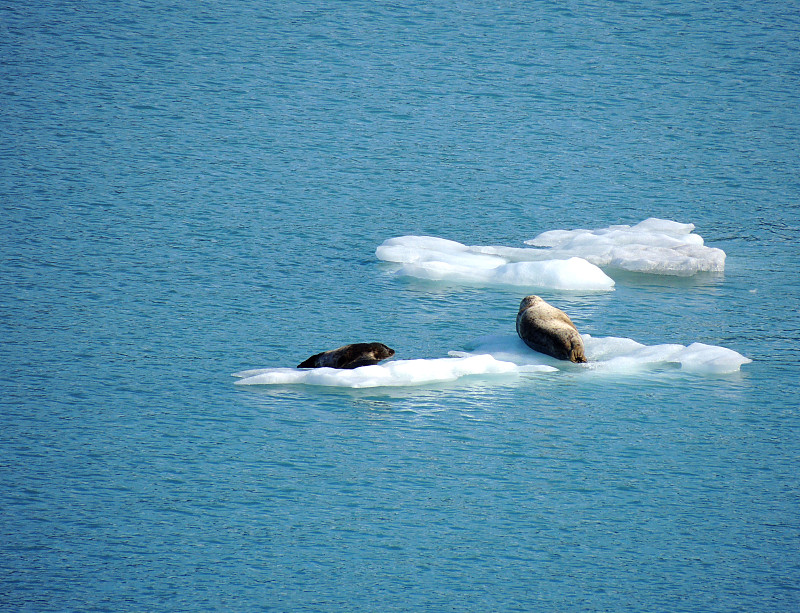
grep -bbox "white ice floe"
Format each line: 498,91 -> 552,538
460,334 -> 751,375
232,335 -> 749,390
524,218 -> 725,276
232,354 -> 552,389
375,219 -> 724,287
376,236 -> 615,291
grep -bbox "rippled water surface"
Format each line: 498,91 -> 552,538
2,1 -> 799,611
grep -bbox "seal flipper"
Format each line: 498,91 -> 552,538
340,357 -> 381,369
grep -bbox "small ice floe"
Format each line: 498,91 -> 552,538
462,334 -> 751,375
375,236 -> 615,291
375,218 -> 724,287
232,354 -> 537,389
581,335 -> 751,374
524,218 -> 726,276
232,334 -> 749,390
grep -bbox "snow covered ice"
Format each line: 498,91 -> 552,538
376,236 -> 615,291
524,218 -> 726,276
459,334 -> 751,375
375,219 -> 725,289
232,354 -> 549,389
233,334 -> 749,389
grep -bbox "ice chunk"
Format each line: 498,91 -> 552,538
524,218 -> 725,276
376,236 -> 615,291
233,336 -> 750,390
669,342 -> 754,374
490,258 -> 615,290
232,355 -> 522,389
464,334 -> 751,375
377,219 -> 724,282
376,236 -> 506,269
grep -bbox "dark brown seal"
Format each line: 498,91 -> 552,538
297,343 -> 395,369
515,295 -> 587,363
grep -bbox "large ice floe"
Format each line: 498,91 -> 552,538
455,334 -> 751,375
375,218 -> 725,284
233,335 -> 749,389
524,218 -> 725,276
375,236 -> 615,291
232,355 -> 555,389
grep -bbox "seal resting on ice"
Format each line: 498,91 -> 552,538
515,295 -> 587,363
297,343 -> 395,369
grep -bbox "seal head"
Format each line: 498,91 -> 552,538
297,342 -> 395,369
516,295 -> 587,363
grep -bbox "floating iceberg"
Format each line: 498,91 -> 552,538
375,219 -> 724,288
376,236 -> 615,291
232,354 -> 554,389
524,218 -> 726,276
460,334 -> 751,375
233,334 -> 749,390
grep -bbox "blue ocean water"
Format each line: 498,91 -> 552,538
2,0 -> 799,610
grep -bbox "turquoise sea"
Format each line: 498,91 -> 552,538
2,1 -> 799,611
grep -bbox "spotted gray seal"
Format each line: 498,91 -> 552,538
297,343 -> 395,369
515,295 -> 587,363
